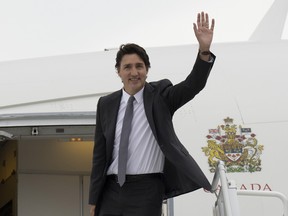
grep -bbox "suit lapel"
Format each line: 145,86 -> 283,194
105,90 -> 122,160
143,83 -> 158,141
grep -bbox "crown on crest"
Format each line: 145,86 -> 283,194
224,117 -> 233,125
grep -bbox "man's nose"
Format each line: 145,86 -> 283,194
131,67 -> 138,75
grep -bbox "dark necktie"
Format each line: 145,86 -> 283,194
118,95 -> 135,186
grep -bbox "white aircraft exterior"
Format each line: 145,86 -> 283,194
1,0 -> 288,215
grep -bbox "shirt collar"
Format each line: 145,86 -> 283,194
122,87 -> 144,104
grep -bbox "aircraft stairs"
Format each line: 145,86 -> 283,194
211,161 -> 288,216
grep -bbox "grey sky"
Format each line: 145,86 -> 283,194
0,0 -> 286,62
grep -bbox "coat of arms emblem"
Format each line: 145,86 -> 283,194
202,117 -> 264,173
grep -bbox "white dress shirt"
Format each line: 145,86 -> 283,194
107,87 -> 165,175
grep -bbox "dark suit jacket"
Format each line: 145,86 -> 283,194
89,53 -> 215,206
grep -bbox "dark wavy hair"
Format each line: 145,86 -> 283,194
115,43 -> 151,71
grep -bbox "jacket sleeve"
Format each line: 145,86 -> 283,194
163,52 -> 216,114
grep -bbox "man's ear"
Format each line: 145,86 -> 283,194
116,70 -> 120,77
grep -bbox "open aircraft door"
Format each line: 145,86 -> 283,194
0,122 -> 95,216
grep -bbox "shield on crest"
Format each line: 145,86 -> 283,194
224,145 -> 243,162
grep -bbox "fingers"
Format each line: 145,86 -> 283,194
197,12 -> 201,26
193,23 -> 197,32
197,11 -> 214,30
210,18 -> 215,31
201,12 -> 208,28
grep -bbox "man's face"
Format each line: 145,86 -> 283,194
118,54 -> 148,95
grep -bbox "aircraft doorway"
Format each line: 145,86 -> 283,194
0,126 -> 94,216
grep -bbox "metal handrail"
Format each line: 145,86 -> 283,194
237,190 -> 288,216
211,161 -> 234,216
211,161 -> 288,216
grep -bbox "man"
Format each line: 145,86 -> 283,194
89,11 -> 215,216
